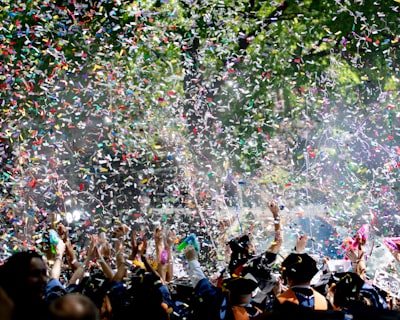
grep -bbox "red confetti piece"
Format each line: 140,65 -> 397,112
28,180 -> 37,188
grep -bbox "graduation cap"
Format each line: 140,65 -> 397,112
227,234 -> 251,254
223,277 -> 258,295
329,272 -> 365,308
331,272 -> 364,292
281,253 -> 318,283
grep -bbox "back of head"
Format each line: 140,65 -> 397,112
80,269 -> 110,309
223,276 -> 258,306
49,293 -> 100,320
330,272 -> 388,310
126,272 -> 169,320
281,253 -> 319,284
223,277 -> 258,296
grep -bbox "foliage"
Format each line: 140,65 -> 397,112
0,0 -> 399,240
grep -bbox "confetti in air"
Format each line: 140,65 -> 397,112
0,0 -> 399,276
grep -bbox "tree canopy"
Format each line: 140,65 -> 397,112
0,0 -> 399,259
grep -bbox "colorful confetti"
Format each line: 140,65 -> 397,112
0,1 -> 399,277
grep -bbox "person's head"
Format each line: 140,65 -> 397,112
126,272 -> 169,320
0,250 -> 48,302
228,235 -> 251,255
49,293 -> 100,320
79,270 -> 110,309
223,277 -> 258,305
327,272 -> 364,309
281,253 -> 318,286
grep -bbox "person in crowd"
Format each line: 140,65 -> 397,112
49,293 -> 100,320
227,199 -> 282,311
326,272 -> 388,311
345,231 -> 367,281
0,287 -> 13,320
125,255 -> 171,320
223,276 -> 262,320
184,244 -> 233,320
275,252 -> 329,310
154,226 -> 176,283
0,230 -> 68,320
82,224 -> 131,320
82,222 -> 174,320
0,250 -> 51,319
3,206 -> 400,320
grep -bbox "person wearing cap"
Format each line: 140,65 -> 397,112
184,244 -> 232,320
326,272 -> 388,312
276,253 -> 328,310
227,199 -> 283,311
223,276 -> 262,320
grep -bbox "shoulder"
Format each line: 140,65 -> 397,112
311,288 -> 328,310
278,288 -> 296,298
45,278 -> 66,303
231,305 -> 249,320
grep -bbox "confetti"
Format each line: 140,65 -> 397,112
0,1 -> 398,277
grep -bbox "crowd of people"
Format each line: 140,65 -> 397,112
0,200 -> 399,320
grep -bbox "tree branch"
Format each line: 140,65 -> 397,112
239,1 -> 290,50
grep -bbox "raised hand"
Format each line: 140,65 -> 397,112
295,234 -> 308,253
165,229 -> 176,248
56,223 -> 69,242
184,245 -> 198,262
268,200 -> 280,219
112,224 -> 129,239
98,232 -> 112,259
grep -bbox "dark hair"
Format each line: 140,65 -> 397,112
0,250 -> 44,299
125,272 -> 169,320
80,269 -> 111,308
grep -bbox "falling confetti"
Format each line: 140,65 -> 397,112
0,1 -> 399,277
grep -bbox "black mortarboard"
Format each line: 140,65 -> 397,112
223,277 -> 258,295
281,253 -> 318,283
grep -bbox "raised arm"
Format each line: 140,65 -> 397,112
346,233 -> 367,280
129,230 -> 147,269
56,223 -> 79,271
94,244 -> 114,281
265,200 -> 282,254
154,227 -> 168,283
112,248 -> 127,283
111,224 -> 130,283
68,235 -> 96,286
164,229 -> 175,283
294,234 -> 309,253
49,236 -> 66,281
184,245 -> 206,288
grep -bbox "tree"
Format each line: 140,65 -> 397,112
0,0 -> 399,255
